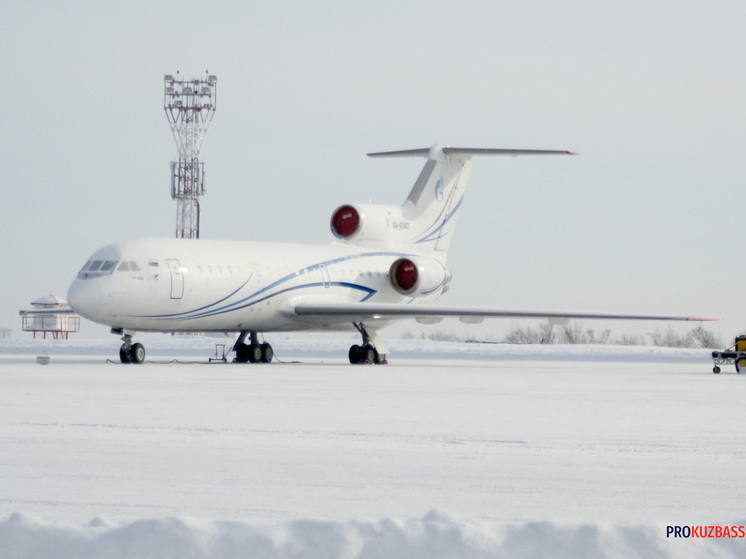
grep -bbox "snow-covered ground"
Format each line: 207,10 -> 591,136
1,335 -> 744,558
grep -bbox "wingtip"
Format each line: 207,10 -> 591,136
685,317 -> 720,322
565,150 -> 582,155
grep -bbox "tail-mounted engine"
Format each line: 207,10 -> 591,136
330,203 -> 412,247
389,257 -> 450,297
330,205 -> 362,239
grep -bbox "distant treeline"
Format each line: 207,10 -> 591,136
401,321 -> 723,349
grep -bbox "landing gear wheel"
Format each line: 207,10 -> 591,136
260,343 -> 273,363
120,344 -> 132,364
349,344 -> 361,364
119,342 -> 145,364
349,344 -> 378,364
713,366 -> 721,374
248,343 -> 263,363
235,339 -> 274,364
236,344 -> 250,363
130,343 -> 145,364
736,358 -> 746,374
362,344 -> 376,364
350,322 -> 389,365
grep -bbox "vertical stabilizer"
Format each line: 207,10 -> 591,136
367,145 -> 574,255
399,145 -> 473,253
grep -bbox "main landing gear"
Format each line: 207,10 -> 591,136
349,322 -> 387,365
119,332 -> 145,364
234,331 -> 274,363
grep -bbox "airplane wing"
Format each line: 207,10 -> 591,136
292,302 -> 716,325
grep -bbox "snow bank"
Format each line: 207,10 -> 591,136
2,511 -> 742,559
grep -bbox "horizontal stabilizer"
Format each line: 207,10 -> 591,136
368,147 -> 578,158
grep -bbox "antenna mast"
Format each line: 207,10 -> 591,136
163,71 -> 217,239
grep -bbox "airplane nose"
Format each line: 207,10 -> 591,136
67,278 -> 100,322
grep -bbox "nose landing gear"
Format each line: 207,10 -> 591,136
118,332 -> 145,364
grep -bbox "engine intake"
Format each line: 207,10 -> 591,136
330,205 -> 361,239
390,258 -> 418,294
330,203 -> 412,247
389,257 -> 449,297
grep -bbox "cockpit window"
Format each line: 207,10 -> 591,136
116,261 -> 141,272
77,259 -> 119,279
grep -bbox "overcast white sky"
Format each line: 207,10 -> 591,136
2,0 -> 745,341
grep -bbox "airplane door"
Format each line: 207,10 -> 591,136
166,259 -> 184,299
318,264 -> 331,288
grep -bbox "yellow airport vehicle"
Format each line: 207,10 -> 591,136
711,336 -> 746,374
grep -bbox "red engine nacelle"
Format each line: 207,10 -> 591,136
390,258 -> 419,294
389,257 -> 449,297
330,205 -> 361,239
330,203 -> 412,247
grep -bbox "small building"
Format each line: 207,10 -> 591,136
20,295 -> 80,340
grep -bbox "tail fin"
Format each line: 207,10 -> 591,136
368,145 -> 575,254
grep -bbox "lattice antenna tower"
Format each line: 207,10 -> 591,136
163,71 -> 217,239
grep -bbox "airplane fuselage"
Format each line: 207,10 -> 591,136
67,238 -> 450,334
63,146 -> 703,365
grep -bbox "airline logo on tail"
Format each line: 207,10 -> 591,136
435,178 -> 444,202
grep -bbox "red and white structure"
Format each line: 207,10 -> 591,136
20,295 -> 80,340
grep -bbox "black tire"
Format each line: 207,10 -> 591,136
131,343 -> 145,364
120,344 -> 132,364
261,343 -> 273,363
248,343 -> 262,363
235,343 -> 250,363
713,366 -> 721,374
349,344 -> 361,364
362,345 -> 376,364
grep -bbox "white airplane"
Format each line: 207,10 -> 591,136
67,145 -> 710,364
